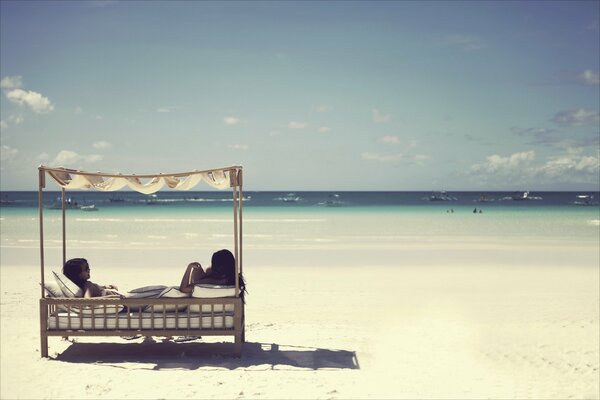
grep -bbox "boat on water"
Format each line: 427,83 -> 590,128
573,194 -> 596,206
511,191 -> 543,201
45,197 -> 79,209
277,193 -> 301,202
424,191 -> 457,201
145,194 -> 159,205
320,193 -> 344,207
80,204 -> 99,212
475,194 -> 495,203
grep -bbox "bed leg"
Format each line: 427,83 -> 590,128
234,333 -> 242,357
39,299 -> 48,358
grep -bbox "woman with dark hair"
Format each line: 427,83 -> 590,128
179,249 -> 246,298
63,258 -> 121,298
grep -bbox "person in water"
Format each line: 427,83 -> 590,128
179,249 -> 246,297
63,258 -> 121,298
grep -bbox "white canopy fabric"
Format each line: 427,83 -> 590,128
43,167 -> 238,194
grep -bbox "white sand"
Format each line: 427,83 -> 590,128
1,243 -> 599,399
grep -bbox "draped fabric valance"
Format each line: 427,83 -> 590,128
41,166 -> 241,194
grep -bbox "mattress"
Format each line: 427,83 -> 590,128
47,312 -> 234,330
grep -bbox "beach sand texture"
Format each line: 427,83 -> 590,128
1,206 -> 599,399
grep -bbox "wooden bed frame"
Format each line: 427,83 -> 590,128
38,165 -> 245,357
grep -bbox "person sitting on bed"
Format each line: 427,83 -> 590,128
179,249 -> 246,297
63,258 -> 122,298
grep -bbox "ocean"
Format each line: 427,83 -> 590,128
1,191 -> 599,269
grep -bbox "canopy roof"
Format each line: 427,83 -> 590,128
39,165 -> 242,194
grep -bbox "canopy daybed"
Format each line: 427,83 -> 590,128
38,165 -> 245,357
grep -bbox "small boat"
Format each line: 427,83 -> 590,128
278,193 -> 301,202
108,195 -> 125,203
80,204 -> 99,212
321,193 -> 344,207
146,194 -> 159,205
573,194 -> 595,206
512,191 -> 543,201
424,191 -> 457,201
475,194 -> 495,203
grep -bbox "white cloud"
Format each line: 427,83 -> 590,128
318,127 -> 331,133
6,89 -> 54,113
269,130 -> 281,137
157,107 -> 174,113
0,120 -> 7,130
441,34 -> 486,51
577,70 -> 600,85
228,144 -> 248,150
49,150 -> 103,167
1,145 -> 18,162
0,76 -> 22,89
314,105 -> 331,113
536,151 -> 600,179
471,151 -> 536,174
38,152 -> 50,161
361,152 -> 429,164
224,116 -> 240,125
379,135 -> 400,144
361,152 -> 402,162
288,121 -> 307,129
93,141 -> 112,149
552,109 -> 599,126
9,114 -> 24,125
372,109 -> 391,124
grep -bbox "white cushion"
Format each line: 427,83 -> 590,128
53,271 -> 83,298
144,286 -> 190,312
192,284 -> 236,298
42,282 -> 64,298
190,284 -> 236,313
69,304 -> 125,315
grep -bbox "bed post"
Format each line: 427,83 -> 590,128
38,167 -> 49,358
39,299 -> 48,358
238,169 -> 245,343
61,188 -> 66,266
232,174 -> 239,297
38,167 -> 45,298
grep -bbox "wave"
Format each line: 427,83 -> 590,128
588,219 -> 600,226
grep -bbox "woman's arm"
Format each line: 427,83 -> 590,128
179,262 -> 206,293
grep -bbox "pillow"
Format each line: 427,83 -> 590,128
190,284 -> 236,313
42,281 -> 64,298
192,284 -> 236,298
145,286 -> 190,312
128,285 -> 168,294
53,271 -> 83,298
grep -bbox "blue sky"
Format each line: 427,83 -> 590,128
1,1 -> 598,191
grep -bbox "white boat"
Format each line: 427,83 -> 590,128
512,191 -> 543,201
321,193 -> 344,207
475,194 -> 495,203
424,191 -> 457,201
80,204 -> 98,211
278,193 -> 301,202
573,194 -> 595,206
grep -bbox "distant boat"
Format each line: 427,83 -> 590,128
108,195 -> 125,203
146,194 -> 159,205
573,194 -> 596,206
80,204 -> 99,212
424,191 -> 457,201
321,193 -> 344,207
45,197 -> 79,209
512,191 -> 543,201
277,193 -> 301,202
475,194 -> 495,203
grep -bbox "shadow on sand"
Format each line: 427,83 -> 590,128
53,340 -> 360,371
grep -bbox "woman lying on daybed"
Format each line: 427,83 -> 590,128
63,258 -> 122,298
179,249 -> 246,299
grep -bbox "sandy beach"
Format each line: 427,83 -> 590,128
1,237 -> 598,399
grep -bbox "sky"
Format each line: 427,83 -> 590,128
1,0 -> 599,191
